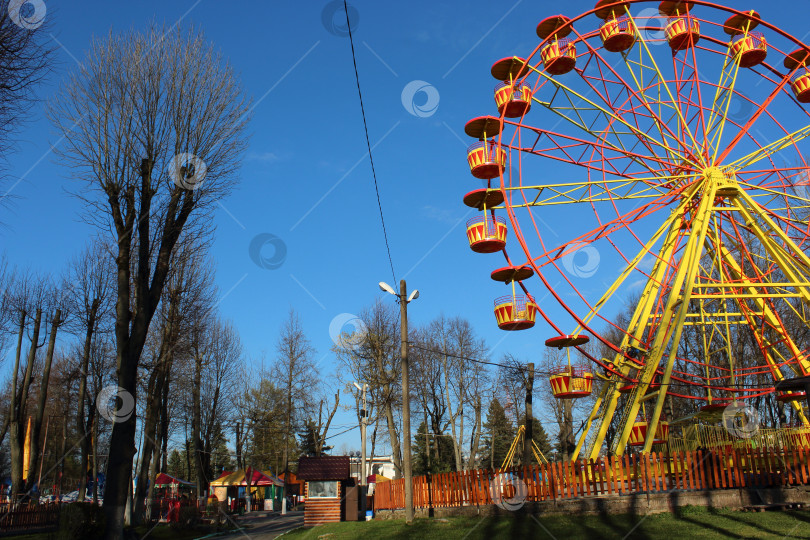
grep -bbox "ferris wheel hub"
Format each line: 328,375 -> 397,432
703,167 -> 738,197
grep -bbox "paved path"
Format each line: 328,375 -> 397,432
217,510 -> 305,540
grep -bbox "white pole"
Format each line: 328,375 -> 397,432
361,384 -> 368,486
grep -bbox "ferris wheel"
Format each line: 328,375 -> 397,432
461,0 -> 810,458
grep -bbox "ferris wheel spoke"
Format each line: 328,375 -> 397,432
568,29 -> 691,169
715,65 -> 804,164
669,38 -> 713,163
502,173 -> 687,208
509,127 -> 676,177
530,186 -> 695,269
739,179 -> 810,210
528,64 -> 696,170
727,123 -> 810,172
622,15 -> 704,165
703,49 -> 744,163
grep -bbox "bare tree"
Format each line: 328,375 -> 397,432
65,239 -> 113,502
190,317 -> 242,502
333,300 -> 403,477
300,389 -> 340,457
49,25 -> 250,538
274,310 -> 316,505
133,241 -> 215,523
0,0 -> 53,216
6,273 -> 51,501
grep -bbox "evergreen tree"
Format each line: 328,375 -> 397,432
209,423 -> 234,474
167,449 -> 186,480
412,420 -> 456,475
483,398 -> 514,470
298,420 -> 319,457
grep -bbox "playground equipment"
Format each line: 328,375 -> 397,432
500,424 -> 550,471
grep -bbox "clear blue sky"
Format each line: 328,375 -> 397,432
1,0 -> 806,454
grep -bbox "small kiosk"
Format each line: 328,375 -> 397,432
297,456 -> 352,527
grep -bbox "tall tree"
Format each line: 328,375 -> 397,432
6,274 -> 51,502
49,26 -> 250,538
190,317 -> 241,503
65,240 -> 113,502
0,0 -> 52,214
274,310 -> 316,506
482,398 -> 513,471
333,301 -> 403,478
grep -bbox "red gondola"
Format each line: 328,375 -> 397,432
463,189 -> 507,253
491,57 -> 532,118
628,415 -> 669,446
724,11 -> 766,68
549,365 -> 594,399
536,16 -> 577,75
465,116 -> 506,179
492,265 -> 536,330
594,1 -> 636,53
660,1 -> 698,51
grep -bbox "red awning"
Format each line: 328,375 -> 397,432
154,473 -> 193,486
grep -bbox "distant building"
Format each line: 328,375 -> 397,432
348,455 -> 397,481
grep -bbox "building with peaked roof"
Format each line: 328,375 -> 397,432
297,456 -> 354,526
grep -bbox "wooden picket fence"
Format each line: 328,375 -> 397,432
374,447 -> 810,510
0,502 -> 61,532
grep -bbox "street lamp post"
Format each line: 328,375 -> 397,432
353,382 -> 369,486
379,279 -> 418,525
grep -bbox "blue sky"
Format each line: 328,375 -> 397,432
1,0 -> 807,454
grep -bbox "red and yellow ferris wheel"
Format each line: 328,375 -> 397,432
462,0 -> 810,458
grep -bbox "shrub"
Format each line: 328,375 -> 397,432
56,502 -> 105,540
170,505 -> 200,530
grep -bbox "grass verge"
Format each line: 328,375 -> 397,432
282,506 -> 810,539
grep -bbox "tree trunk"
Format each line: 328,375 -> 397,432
92,413 -> 99,504
159,369 -> 170,473
235,423 -> 243,470
523,363 -> 534,466
441,351 -> 462,473
561,399 -> 574,461
76,299 -> 99,503
469,396 -> 482,470
382,395 -> 402,478
132,363 -> 166,523
4,311 -> 25,452
134,301 -> 177,520
192,351 -> 205,500
11,309 -> 42,502
25,309 -> 61,496
146,435 -> 160,522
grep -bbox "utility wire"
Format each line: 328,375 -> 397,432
406,343 -> 794,390
343,0 -> 397,285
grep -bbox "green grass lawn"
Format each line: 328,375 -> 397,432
282,506 -> 810,539
4,523 -> 221,540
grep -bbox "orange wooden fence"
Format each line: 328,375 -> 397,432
374,447 -> 810,510
0,502 -> 61,532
